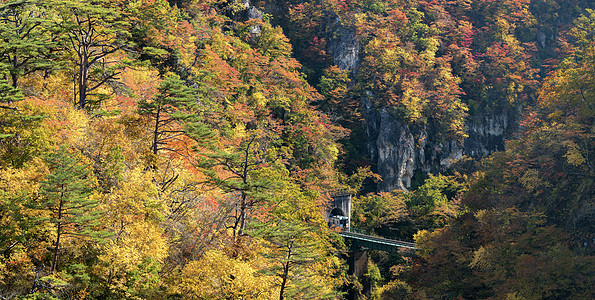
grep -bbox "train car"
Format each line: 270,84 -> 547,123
328,215 -> 349,230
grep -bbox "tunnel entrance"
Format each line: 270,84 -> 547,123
325,191 -> 351,231
328,208 -> 349,229
330,208 -> 345,217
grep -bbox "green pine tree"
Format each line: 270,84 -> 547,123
48,0 -> 132,109
0,0 -> 57,88
138,73 -> 197,156
0,63 -> 46,167
253,218 -> 338,300
191,130 -> 280,239
0,64 -> 24,109
40,146 -> 105,273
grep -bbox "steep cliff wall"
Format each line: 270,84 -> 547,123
366,104 -> 516,192
365,98 -> 516,192
327,17 -> 360,72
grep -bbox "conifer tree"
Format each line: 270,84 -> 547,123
254,218 -> 337,300
0,69 -> 25,163
40,147 -> 104,273
138,73 -> 196,155
0,64 -> 23,109
49,0 -> 131,109
0,0 -> 56,88
0,63 -> 46,167
191,129 -> 279,239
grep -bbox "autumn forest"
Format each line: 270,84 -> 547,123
0,0 -> 593,299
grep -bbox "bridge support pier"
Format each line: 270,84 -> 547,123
349,248 -> 368,278
347,247 -> 370,300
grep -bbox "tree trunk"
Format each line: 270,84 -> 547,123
50,195 -> 64,273
78,66 -> 87,109
10,73 -> 18,89
279,261 -> 290,300
238,192 -> 247,236
279,245 -> 292,300
152,107 -> 161,155
11,55 -> 19,88
77,50 -> 89,109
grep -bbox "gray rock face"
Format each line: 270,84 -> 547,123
464,111 -> 512,157
376,108 -> 416,191
364,104 -> 514,192
247,6 -> 262,20
327,19 -> 360,71
244,0 -> 262,39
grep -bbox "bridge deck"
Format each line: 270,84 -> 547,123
339,231 -> 417,251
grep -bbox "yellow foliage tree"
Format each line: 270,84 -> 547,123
176,250 -> 276,299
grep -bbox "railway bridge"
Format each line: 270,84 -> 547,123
325,191 -> 417,252
325,191 -> 417,292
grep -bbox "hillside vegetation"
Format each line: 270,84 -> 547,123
0,0 -> 593,299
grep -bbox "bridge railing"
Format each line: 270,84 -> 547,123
340,227 -> 417,250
